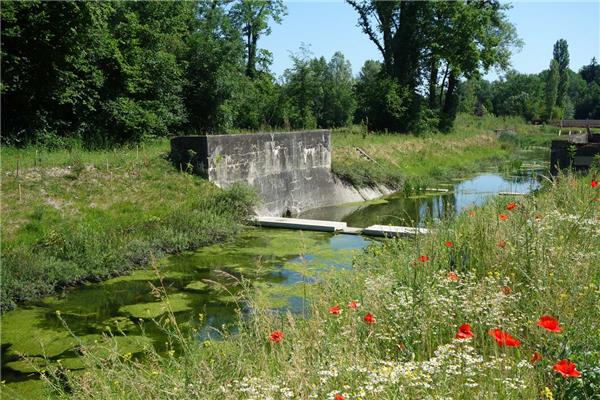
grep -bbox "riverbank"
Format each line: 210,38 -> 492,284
0,114 -> 554,310
331,114 -> 555,189
33,172 -> 600,399
0,143 -> 256,311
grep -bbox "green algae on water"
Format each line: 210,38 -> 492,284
118,293 -> 194,319
184,281 -> 209,292
1,307 -> 78,358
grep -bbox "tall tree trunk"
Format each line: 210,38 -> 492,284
391,1 -> 425,131
428,56 -> 439,109
245,26 -> 257,78
439,64 -> 449,107
439,69 -> 459,131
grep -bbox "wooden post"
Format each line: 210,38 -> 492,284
587,119 -> 591,137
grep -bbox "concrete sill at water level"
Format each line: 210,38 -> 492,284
251,216 -> 430,238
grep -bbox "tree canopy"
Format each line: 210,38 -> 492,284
1,1 -> 597,147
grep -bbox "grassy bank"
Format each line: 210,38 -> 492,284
1,140 -> 256,311
332,114 -> 556,189
32,171 -> 600,400
0,114 -> 554,311
37,171 -> 600,399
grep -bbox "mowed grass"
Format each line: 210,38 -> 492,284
331,114 -> 556,188
36,172 -> 600,400
1,139 -> 256,310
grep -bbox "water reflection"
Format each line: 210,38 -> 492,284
299,170 -> 541,227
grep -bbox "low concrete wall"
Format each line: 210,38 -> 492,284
550,133 -> 600,175
170,131 -> 392,216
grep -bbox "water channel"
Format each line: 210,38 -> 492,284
1,150 -> 548,397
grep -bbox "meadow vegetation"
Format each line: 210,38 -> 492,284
0,114 -> 556,311
331,114 -> 556,189
34,171 -> 599,400
0,140 -> 256,311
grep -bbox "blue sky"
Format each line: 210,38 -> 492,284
261,1 -> 600,81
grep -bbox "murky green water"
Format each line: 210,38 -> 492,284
1,151 -> 547,397
1,229 -> 372,397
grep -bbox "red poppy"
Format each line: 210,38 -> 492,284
499,213 -> 509,221
455,323 -> 475,340
592,179 -> 598,188
418,255 -> 430,262
488,329 -> 521,347
444,241 -> 454,247
347,300 -> 360,309
553,359 -> 582,378
269,330 -> 284,343
537,315 -> 562,333
497,240 -> 507,248
530,351 -> 542,364
501,285 -> 512,295
506,202 -> 517,211
364,313 -> 376,324
335,394 -> 345,400
447,271 -> 459,282
329,305 -> 342,315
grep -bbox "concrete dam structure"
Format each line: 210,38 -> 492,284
170,130 -> 392,216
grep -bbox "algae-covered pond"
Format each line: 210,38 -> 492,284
1,229 -> 372,398
1,154 -> 546,398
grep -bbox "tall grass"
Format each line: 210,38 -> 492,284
331,113 -> 556,189
1,139 -> 256,310
39,171 -> 599,400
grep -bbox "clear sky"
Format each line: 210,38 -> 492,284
261,0 -> 600,81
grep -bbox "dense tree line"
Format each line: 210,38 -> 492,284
0,0 -> 358,147
1,1 -> 596,148
457,41 -> 600,122
348,0 -> 519,131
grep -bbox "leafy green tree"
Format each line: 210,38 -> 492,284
488,71 -> 544,120
283,49 -> 357,129
322,52 -> 356,127
347,0 -> 519,132
1,1 -> 195,146
545,59 -> 560,120
354,60 -> 382,125
573,58 -> 600,119
283,47 -> 318,129
575,82 -> 600,119
101,1 -> 194,144
579,57 -> 600,85
552,39 -> 569,107
183,1 -> 245,133
230,0 -> 286,79
1,1 -> 113,145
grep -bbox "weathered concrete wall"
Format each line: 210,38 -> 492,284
171,131 -> 392,216
550,133 -> 600,175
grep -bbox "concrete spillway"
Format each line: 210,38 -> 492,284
170,131 -> 393,217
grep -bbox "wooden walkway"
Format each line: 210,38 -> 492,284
251,216 -> 430,238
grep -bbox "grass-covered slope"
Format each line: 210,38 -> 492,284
0,114 -> 554,310
332,114 -> 556,188
48,173 -> 600,399
1,140 -> 256,310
